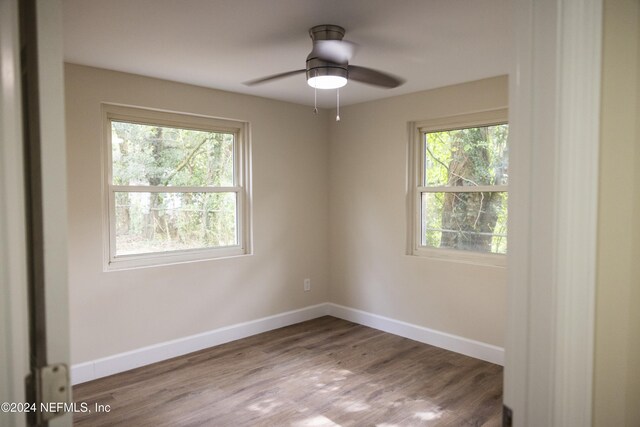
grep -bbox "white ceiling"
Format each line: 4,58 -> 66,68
63,0 -> 512,108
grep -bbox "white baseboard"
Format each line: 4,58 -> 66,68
71,303 -> 329,385
72,302 -> 504,385
326,303 -> 504,366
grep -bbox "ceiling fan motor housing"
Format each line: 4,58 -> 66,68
244,23 -> 403,90
306,25 -> 348,83
305,58 -> 348,81
308,25 -> 345,41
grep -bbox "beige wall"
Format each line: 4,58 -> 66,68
633,14 -> 640,420
66,64 -> 509,365
65,64 -> 330,363
593,0 -> 640,425
328,76 -> 508,347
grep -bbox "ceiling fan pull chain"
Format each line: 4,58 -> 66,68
336,88 -> 341,122
313,79 -> 318,114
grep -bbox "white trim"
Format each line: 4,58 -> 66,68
72,302 -> 505,385
504,0 -> 602,424
105,103 -> 245,134
110,185 -> 241,193
108,245 -> 247,271
552,0 -> 601,424
326,304 -> 504,366
0,1 -> 30,424
418,185 -> 508,193
35,2 -> 73,426
407,109 -> 510,265
411,248 -> 507,268
71,303 -> 329,385
504,0 -> 536,422
415,108 -> 509,133
101,103 -> 252,271
406,121 -> 420,255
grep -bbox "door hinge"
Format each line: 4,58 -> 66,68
26,363 -> 70,424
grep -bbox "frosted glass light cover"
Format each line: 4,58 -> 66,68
307,75 -> 347,89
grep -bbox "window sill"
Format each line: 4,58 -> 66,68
104,246 -> 250,271
409,247 -> 507,268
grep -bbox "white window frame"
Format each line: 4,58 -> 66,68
102,104 -> 252,270
407,108 -> 508,267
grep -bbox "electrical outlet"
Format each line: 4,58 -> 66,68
304,278 -> 311,292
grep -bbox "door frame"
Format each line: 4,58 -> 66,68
0,0 -> 30,424
505,0 -> 602,425
0,0 -> 70,426
2,0 -> 604,425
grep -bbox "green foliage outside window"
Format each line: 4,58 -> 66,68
422,124 -> 508,254
111,122 -> 237,256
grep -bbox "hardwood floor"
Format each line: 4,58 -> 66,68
73,316 -> 503,426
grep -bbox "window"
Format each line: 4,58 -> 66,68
409,109 -> 508,265
103,105 -> 251,269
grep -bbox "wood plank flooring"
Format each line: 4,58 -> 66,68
73,316 -> 503,426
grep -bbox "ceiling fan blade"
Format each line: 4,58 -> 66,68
347,65 -> 405,88
243,69 -> 306,86
310,40 -> 358,64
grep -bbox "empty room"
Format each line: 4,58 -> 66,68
1,0 -> 639,426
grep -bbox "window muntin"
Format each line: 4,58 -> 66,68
104,105 -> 250,269
412,112 -> 508,261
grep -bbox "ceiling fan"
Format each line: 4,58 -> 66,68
244,25 -> 405,91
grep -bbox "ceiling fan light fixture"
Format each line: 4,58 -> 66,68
306,65 -> 348,89
244,24 -> 404,93
307,74 -> 347,89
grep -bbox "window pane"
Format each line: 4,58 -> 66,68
111,121 -> 234,187
114,192 -> 237,256
422,191 -> 507,254
424,124 -> 508,186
